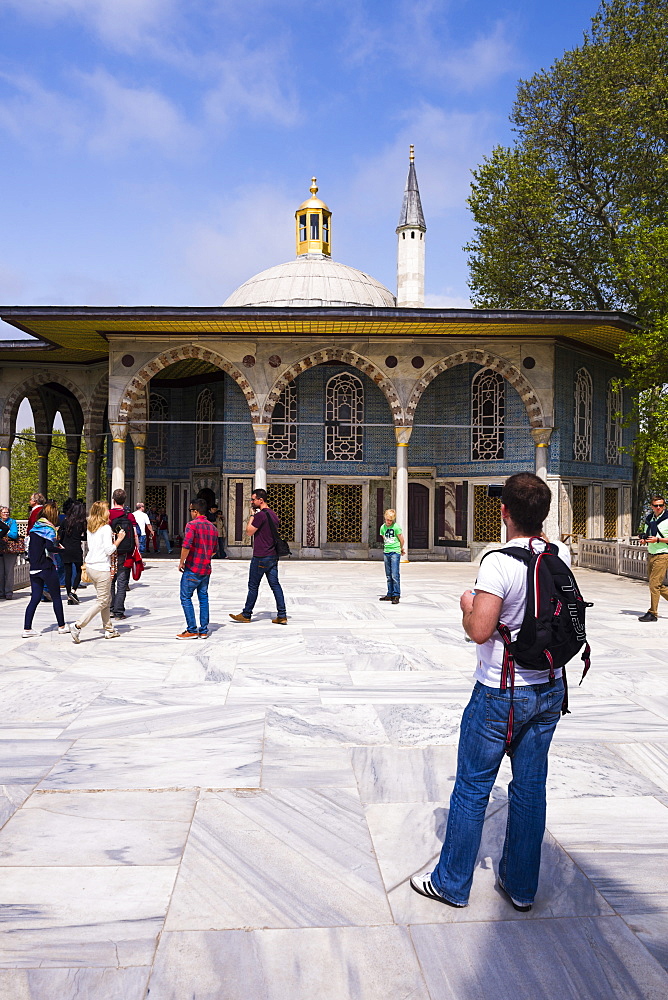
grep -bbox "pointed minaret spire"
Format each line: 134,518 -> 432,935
396,145 -> 426,307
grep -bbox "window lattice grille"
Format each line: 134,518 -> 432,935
572,485 -> 588,537
606,381 -> 623,465
195,388 -> 215,466
266,482 -> 296,542
147,393 -> 167,466
145,484 -> 167,513
473,485 -> 502,542
325,373 -> 363,461
471,369 -> 505,460
326,484 -> 363,542
573,368 -> 592,462
268,383 -> 297,460
604,488 -> 618,539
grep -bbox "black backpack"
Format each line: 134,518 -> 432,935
113,512 -> 135,555
267,511 -> 291,558
480,538 -> 593,753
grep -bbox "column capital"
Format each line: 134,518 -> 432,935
530,427 -> 553,448
0,434 -> 13,451
109,422 -> 129,444
130,431 -> 147,448
252,423 -> 271,445
394,425 -> 413,446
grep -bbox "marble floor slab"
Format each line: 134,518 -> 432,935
0,741 -> 72,784
165,788 -> 393,929
0,967 -> 151,1000
612,742 -> 668,793
410,916 -> 668,999
147,927 -> 431,1000
351,745 -> 460,803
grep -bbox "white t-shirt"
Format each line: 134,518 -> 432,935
133,510 -> 151,534
85,525 -> 115,571
474,537 -> 571,688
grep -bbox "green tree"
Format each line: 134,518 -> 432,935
465,0 -> 668,520
10,429 -> 89,518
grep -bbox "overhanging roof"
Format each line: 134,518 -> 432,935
0,305 -> 639,364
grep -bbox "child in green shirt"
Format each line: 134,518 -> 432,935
379,508 -> 405,604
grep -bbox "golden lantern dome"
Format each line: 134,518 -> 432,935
295,177 -> 331,257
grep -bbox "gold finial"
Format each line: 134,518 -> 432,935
310,177 -> 318,196
409,145 -> 414,162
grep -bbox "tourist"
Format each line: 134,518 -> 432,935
23,501 -> 70,638
215,506 -> 227,559
109,489 -> 139,620
132,501 -> 154,553
410,473 -> 569,912
70,501 -> 125,643
378,508 -> 405,604
638,494 -> 668,622
27,492 -> 45,532
230,489 -> 287,625
156,508 -> 171,554
0,506 -> 20,598
58,500 -> 86,605
177,498 -> 218,639
148,506 -> 160,552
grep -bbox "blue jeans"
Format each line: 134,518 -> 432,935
180,569 -> 210,633
242,555 -> 286,618
432,678 -> 564,906
138,533 -> 146,553
158,528 -> 171,553
384,551 -> 401,597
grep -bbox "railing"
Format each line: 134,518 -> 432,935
579,539 -> 659,582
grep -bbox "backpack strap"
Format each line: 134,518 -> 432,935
496,623 -> 516,756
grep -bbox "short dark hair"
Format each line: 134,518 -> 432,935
252,488 -> 268,502
650,494 -> 665,503
190,498 -> 207,515
501,473 -> 551,535
112,488 -> 127,505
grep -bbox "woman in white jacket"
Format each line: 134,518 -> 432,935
70,501 -> 126,643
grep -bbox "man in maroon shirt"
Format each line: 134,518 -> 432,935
177,498 -> 218,639
229,489 -> 287,625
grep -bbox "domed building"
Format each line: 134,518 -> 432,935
0,150 -> 635,558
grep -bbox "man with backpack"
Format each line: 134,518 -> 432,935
229,489 -> 288,625
109,489 -> 139,620
411,473 -> 588,913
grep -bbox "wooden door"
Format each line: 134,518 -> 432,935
408,482 -> 430,549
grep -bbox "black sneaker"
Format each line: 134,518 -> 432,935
69,593 -> 80,605
409,870 -> 466,907
638,612 -> 658,622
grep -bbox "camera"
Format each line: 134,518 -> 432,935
487,484 -> 503,499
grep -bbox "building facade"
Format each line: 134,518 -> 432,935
0,154 -> 635,557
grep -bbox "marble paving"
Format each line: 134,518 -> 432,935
0,558 -> 667,998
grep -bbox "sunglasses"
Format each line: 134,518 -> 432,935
651,503 -> 665,508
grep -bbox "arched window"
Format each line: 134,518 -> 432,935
471,369 -> 504,460
147,392 -> 167,466
268,382 -> 297,460
606,380 -> 623,465
573,367 -> 592,462
325,372 -> 363,461
195,388 -> 215,466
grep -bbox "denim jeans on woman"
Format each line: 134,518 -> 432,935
242,555 -> 286,618
180,569 -> 210,634
431,677 -> 564,907
384,551 -> 401,597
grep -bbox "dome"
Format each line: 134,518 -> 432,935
224,256 -> 396,308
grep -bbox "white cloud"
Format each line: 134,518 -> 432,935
4,0 -> 174,52
203,44 -> 300,128
180,184 -> 296,303
442,21 -> 518,92
0,71 -> 82,150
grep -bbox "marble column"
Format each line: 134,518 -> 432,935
37,453 -> 49,498
252,423 -> 270,491
531,427 -> 553,482
395,426 -> 412,562
67,459 -> 78,499
85,447 -> 99,509
109,422 -> 128,495
131,431 -> 147,504
0,435 -> 11,509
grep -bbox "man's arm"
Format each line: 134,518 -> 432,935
246,510 -> 260,537
460,589 -> 503,644
397,531 -> 405,555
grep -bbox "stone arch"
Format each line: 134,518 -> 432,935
261,347 -> 403,424
405,349 -> 546,429
2,370 -> 89,439
117,345 -> 260,423
85,372 -> 109,446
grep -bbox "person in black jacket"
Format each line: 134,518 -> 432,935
23,502 -> 70,638
58,500 -> 86,605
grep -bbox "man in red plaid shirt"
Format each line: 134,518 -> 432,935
177,498 -> 218,639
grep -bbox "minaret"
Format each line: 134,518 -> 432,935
396,146 -> 426,307
295,177 -> 331,257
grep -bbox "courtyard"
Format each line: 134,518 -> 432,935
0,558 -> 667,999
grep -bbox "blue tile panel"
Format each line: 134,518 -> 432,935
552,346 -> 633,481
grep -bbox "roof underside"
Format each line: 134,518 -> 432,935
0,306 -> 638,362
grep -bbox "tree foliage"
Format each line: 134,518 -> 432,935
10,429 -> 87,518
465,0 -> 668,518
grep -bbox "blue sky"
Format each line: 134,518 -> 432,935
1,0 -> 599,329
